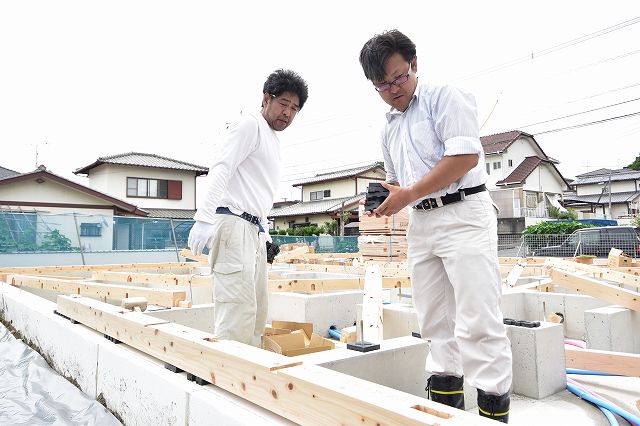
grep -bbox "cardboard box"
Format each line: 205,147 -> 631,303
608,248 -> 631,267
263,321 -> 335,356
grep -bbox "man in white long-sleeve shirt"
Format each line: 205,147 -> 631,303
359,30 -> 512,423
188,69 -> 308,347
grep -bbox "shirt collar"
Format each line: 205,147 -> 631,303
385,79 -> 421,123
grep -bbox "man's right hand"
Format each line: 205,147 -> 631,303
187,220 -> 216,256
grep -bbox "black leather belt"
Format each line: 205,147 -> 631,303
413,184 -> 486,210
216,207 -> 264,232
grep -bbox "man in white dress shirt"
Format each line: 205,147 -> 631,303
359,30 -> 512,423
188,69 -> 308,347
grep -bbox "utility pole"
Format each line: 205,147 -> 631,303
608,169 -> 612,220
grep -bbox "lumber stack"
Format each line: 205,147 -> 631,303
357,206 -> 409,261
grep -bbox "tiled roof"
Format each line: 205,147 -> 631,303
0,166 -> 147,216
291,162 -> 384,187
480,131 -> 529,154
572,168 -> 640,185
0,166 -> 20,180
496,156 -> 542,185
268,194 -> 365,218
563,191 -> 640,204
144,209 -> 197,219
495,156 -> 570,189
74,152 -> 208,176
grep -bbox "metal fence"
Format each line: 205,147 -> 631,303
1,212 -> 637,259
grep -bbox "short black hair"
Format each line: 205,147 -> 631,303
263,69 -> 309,109
359,30 -> 416,82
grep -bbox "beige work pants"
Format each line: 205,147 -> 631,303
208,214 -> 267,347
407,190 -> 512,395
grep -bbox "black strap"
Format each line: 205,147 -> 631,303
215,207 -> 264,232
414,184 -> 486,210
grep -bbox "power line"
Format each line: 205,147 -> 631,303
515,97 -> 640,129
532,111 -> 640,135
456,17 -> 640,82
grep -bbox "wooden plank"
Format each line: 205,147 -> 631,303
56,295 -> 490,425
548,268 -> 640,312
362,265 -> 383,342
565,347 -> 640,377
546,258 -> 640,289
92,271 -> 211,287
9,274 -> 186,307
273,245 -> 313,263
0,262 -> 201,281
498,257 -> 546,265
179,248 -> 209,263
268,276 -> 411,293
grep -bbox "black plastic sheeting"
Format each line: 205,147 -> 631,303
0,322 -> 121,425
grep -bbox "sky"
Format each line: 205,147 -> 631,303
1,1 -> 640,204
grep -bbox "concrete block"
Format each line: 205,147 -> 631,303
584,306 -> 639,353
500,292 -> 526,320
97,344 -> 189,426
380,303 -> 420,339
507,322 -> 566,399
521,292 -> 608,340
299,336 -> 428,397
0,283 -> 100,397
189,387 -> 294,425
268,291 -> 362,337
147,304 -> 215,333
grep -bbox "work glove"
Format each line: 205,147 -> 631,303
187,220 -> 216,256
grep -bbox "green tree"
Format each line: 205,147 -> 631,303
39,229 -> 73,251
626,153 -> 640,171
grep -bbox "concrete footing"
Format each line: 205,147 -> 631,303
584,306 -> 640,353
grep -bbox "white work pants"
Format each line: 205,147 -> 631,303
407,191 -> 512,395
208,214 -> 267,347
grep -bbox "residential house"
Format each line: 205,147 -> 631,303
562,168 -> 640,221
0,165 -> 146,252
268,162 -> 386,234
481,130 -> 571,233
74,152 -> 209,220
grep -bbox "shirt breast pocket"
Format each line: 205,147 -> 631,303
409,119 -> 442,162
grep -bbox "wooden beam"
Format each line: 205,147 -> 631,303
547,259 -> 640,290
498,257 -> 546,265
9,274 -> 186,307
0,261 -> 202,282
91,271 -> 211,287
565,347 -> 640,377
179,248 -> 209,263
268,276 -> 411,293
56,295 -> 490,425
549,268 -> 640,312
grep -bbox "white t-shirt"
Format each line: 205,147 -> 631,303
194,111 -> 280,225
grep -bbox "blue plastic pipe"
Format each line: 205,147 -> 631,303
566,368 -> 622,376
566,382 -> 640,425
328,326 -> 341,340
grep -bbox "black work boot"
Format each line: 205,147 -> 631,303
477,389 -> 510,423
425,375 -> 465,410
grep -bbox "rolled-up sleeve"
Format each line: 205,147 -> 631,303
432,86 -> 483,157
380,129 -> 397,183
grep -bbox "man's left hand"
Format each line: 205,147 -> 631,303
373,182 -> 414,216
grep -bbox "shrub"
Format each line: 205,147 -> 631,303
523,221 -> 594,252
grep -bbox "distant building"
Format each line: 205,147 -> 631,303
481,131 -> 571,233
269,162 -> 386,235
562,168 -> 640,220
74,152 -> 208,220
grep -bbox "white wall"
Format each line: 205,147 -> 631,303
87,164 -> 197,209
485,136 -> 546,189
355,170 -> 385,194
303,180 -> 355,201
0,178 -> 114,205
522,163 -> 565,194
577,180 -> 637,196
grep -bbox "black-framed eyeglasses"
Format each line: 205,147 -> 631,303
270,94 -> 300,113
374,63 -> 412,92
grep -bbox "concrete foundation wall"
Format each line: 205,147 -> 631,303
0,282 -> 292,425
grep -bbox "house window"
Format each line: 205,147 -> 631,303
310,191 -> 323,201
127,177 -> 181,199
493,162 -> 501,170
508,159 -> 513,167
80,223 -> 101,237
486,163 -> 490,174
323,190 -> 331,198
